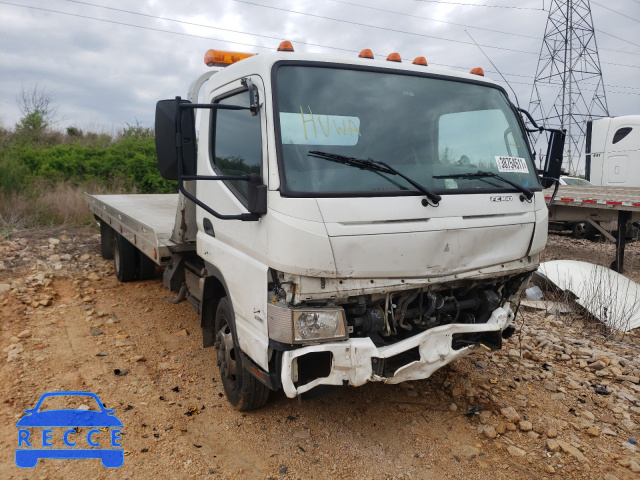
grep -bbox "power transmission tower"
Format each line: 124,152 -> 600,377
528,0 -> 609,174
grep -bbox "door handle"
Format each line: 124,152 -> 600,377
203,218 -> 215,237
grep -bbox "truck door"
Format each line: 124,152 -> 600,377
196,76 -> 270,370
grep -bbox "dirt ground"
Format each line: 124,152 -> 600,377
0,227 -> 639,480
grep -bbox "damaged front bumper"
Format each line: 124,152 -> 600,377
280,305 -> 514,398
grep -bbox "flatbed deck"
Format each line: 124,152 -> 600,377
545,185 -> 640,212
85,193 -> 195,265
544,185 -> 640,273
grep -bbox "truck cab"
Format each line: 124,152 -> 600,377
586,115 -> 640,187
108,43 -> 562,410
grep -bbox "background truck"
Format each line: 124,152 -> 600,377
86,42 -> 563,410
546,115 -> 640,249
586,115 -> 640,187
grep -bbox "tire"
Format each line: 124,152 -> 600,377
214,297 -> 270,411
114,234 -> 137,282
137,251 -> 156,280
100,222 -> 115,260
572,222 -> 597,240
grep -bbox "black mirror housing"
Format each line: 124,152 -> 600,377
155,99 -> 197,180
541,129 -> 566,188
246,173 -> 267,216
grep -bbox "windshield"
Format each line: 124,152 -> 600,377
274,65 -> 538,196
561,177 -> 592,186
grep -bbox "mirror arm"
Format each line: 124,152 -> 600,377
541,177 -> 561,207
516,107 -> 544,133
240,77 -> 260,116
174,97 -> 260,221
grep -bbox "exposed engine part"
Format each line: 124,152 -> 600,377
382,293 -> 392,336
396,290 -> 420,331
345,276 -> 522,342
352,307 -> 385,336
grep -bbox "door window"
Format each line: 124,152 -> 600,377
211,90 -> 262,200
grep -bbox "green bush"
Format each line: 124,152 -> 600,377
2,135 -> 176,194
0,125 -> 177,228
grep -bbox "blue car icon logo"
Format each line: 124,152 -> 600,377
16,391 -> 124,468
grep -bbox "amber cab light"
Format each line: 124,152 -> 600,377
204,49 -> 254,67
470,67 -> 484,76
277,41 -> 294,52
386,53 -> 402,62
359,49 -> 374,59
412,56 -> 428,66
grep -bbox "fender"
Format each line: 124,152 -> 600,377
202,261 -> 278,389
201,262 -> 230,348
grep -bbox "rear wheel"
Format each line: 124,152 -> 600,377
214,297 -> 270,411
100,222 -> 115,260
572,222 -> 597,240
137,252 -> 156,280
114,234 -> 137,282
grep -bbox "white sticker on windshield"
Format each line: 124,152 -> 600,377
495,156 -> 529,173
280,108 -> 361,146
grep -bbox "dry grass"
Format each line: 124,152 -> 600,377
0,180 -> 135,235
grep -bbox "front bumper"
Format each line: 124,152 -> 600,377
281,305 -> 513,398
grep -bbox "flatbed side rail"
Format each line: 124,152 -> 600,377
85,193 -> 195,265
543,185 -> 640,273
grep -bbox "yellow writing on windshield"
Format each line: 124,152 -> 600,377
299,106 -> 361,140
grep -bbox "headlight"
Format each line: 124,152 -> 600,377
293,311 -> 346,342
268,304 -> 347,344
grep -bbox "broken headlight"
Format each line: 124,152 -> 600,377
268,304 -> 347,344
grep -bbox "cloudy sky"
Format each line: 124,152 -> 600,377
1,0 -> 638,154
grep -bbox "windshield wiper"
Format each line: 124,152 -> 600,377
433,170 -> 533,200
308,151 -> 442,205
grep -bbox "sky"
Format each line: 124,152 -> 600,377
0,0 -> 638,171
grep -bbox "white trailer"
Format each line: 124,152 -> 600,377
586,115 -> 640,187
545,185 -> 640,272
86,43 -> 564,410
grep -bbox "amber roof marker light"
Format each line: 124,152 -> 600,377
359,49 -> 374,59
277,41 -> 294,52
412,57 -> 428,66
470,67 -> 485,76
204,49 -> 255,67
386,52 -> 402,62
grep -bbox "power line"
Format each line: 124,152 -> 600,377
233,0 -> 539,55
12,0 -> 638,69
55,0 -> 364,53
413,0 -> 544,10
327,0 -> 540,39
3,0 -> 639,74
591,0 -> 640,24
601,48 -> 640,56
233,0 -> 640,68
508,79 -> 640,96
0,1 -> 358,53
597,29 -> 640,49
327,0 -> 640,54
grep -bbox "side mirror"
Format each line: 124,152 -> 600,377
155,99 -> 196,180
246,173 -> 267,216
541,129 -> 566,188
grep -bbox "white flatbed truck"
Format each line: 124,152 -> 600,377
86,43 -> 565,410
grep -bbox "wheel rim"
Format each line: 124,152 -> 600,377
216,322 -> 237,381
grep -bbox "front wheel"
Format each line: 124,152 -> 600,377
214,297 -> 270,411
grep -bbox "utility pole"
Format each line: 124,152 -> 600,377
528,0 -> 609,175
